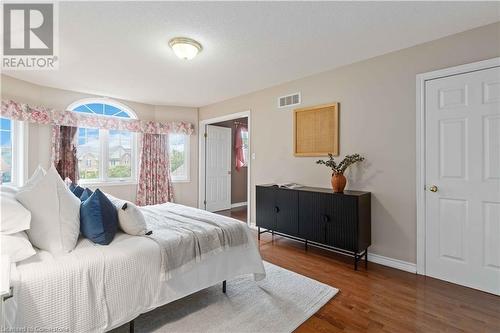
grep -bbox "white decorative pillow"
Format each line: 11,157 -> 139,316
105,193 -> 149,236
0,189 -> 31,235
1,232 -> 36,263
16,166 -> 80,254
19,165 -> 46,192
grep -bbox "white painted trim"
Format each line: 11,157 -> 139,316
368,253 -> 417,273
231,201 -> 247,208
66,97 -> 138,119
416,57 -> 500,276
199,111 -> 251,226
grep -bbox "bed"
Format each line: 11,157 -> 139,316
5,203 -> 266,332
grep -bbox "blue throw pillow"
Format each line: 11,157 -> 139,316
79,188 -> 93,202
71,185 -> 84,198
80,189 -> 118,245
69,183 -> 76,192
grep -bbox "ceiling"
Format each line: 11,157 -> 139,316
4,2 -> 500,107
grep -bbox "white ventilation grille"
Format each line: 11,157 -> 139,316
278,92 -> 301,108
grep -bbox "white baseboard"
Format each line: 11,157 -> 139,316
251,227 -> 417,274
231,202 -> 247,208
368,253 -> 417,273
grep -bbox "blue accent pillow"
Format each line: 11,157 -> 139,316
69,183 -> 76,192
71,185 -> 84,198
80,189 -> 118,245
79,188 -> 93,202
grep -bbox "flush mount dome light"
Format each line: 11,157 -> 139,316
168,37 -> 202,60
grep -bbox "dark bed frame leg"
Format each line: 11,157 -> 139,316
222,280 -> 226,293
129,320 -> 134,333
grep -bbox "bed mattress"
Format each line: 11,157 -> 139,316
6,226 -> 265,332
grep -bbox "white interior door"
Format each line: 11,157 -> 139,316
425,66 -> 500,295
205,125 -> 232,212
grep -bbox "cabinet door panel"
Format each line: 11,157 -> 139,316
275,189 -> 299,236
298,191 -> 325,243
323,195 -> 357,251
256,187 -> 276,230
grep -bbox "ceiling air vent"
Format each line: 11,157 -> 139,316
278,92 -> 301,108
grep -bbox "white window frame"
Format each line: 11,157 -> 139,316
77,128 -> 138,186
169,133 -> 190,183
69,99 -> 138,186
1,119 -> 28,186
67,98 -> 138,119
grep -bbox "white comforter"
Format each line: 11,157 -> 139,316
6,206 -> 265,332
143,203 -> 252,281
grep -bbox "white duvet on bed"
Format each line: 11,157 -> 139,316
6,225 -> 265,332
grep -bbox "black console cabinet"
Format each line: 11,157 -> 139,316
256,185 -> 371,270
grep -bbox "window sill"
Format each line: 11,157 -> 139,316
172,179 -> 191,184
78,180 -> 137,187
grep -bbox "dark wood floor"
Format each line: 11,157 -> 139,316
257,232 -> 500,333
215,205 -> 247,222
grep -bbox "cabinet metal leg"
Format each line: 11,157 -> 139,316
258,227 -> 260,240
305,240 -> 308,251
222,280 -> 226,293
365,250 -> 368,269
129,320 -> 134,333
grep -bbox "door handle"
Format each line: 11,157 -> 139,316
322,215 -> 330,223
429,185 -> 438,192
274,206 -> 280,213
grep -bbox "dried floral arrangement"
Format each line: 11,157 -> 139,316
316,153 -> 365,174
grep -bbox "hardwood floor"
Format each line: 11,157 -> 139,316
215,205 -> 247,222
256,232 -> 500,333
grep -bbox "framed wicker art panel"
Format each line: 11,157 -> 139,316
293,102 -> 339,156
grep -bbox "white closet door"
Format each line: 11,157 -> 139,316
205,125 -> 232,212
425,66 -> 500,295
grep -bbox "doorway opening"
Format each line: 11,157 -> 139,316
199,111 -> 250,225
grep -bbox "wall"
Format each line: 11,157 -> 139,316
0,75 -> 198,206
199,22 -> 500,263
211,117 -> 248,204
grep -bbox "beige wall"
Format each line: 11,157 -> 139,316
0,75 -> 198,206
199,22 -> 500,263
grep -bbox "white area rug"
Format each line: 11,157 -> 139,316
112,261 -> 338,333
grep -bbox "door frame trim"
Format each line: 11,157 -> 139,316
416,57 -> 500,275
199,110 -> 251,225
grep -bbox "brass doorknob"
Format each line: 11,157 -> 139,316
429,185 -> 438,192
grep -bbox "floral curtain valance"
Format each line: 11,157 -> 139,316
1,99 -> 195,135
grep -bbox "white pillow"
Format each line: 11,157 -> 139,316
0,185 -> 19,194
1,232 -> 36,263
105,193 -> 149,236
0,190 -> 31,235
19,165 -> 46,192
16,166 -> 80,254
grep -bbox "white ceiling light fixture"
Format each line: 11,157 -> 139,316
168,37 -> 203,60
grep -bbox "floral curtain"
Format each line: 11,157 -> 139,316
136,133 -> 173,206
1,99 -> 194,135
235,124 -> 247,171
52,125 -> 79,182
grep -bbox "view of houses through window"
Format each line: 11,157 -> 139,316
71,100 -> 189,183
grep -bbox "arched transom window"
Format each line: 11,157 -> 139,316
68,99 -> 137,183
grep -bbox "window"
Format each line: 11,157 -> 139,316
70,99 -> 137,184
0,117 -> 25,185
0,118 -> 13,184
240,128 -> 249,167
169,133 -> 190,182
